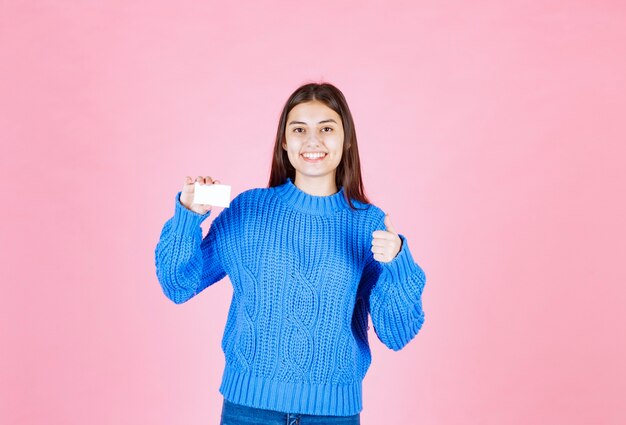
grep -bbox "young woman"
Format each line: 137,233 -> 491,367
155,82 -> 427,425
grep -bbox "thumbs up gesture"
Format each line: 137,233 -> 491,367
371,214 -> 403,263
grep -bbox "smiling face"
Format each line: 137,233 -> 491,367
282,100 -> 345,190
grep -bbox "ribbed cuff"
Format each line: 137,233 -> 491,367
171,191 -> 211,234
380,234 -> 420,278
377,234 -> 426,302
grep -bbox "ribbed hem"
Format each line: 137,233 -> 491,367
272,177 -> 351,215
218,366 -> 363,416
170,191 -> 211,234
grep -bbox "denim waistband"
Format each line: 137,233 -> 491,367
220,398 -> 361,425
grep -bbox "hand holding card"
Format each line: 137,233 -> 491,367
179,176 -> 230,215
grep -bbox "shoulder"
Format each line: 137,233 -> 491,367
344,199 -> 387,230
366,203 -> 386,219
232,186 -> 270,207
208,187 -> 248,233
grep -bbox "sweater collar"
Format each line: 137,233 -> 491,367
274,177 -> 350,215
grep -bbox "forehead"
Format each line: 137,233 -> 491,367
287,101 -> 341,122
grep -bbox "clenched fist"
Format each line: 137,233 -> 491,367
371,214 -> 402,263
179,175 -> 221,215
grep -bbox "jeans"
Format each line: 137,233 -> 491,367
219,397 -> 361,425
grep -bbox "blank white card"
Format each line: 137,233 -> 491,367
193,182 -> 231,208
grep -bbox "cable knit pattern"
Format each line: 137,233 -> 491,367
154,177 -> 427,416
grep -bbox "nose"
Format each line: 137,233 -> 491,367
306,131 -> 323,146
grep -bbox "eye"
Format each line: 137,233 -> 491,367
321,127 -> 333,132
293,127 -> 304,133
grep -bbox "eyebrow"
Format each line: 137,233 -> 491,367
287,119 -> 338,126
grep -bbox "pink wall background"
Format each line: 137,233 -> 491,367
2,1 -> 625,424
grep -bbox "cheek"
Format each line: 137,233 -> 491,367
330,136 -> 344,153
285,144 -> 300,159
283,138 -> 295,152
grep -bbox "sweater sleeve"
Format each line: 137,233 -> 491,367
359,232 -> 427,351
154,191 -> 227,304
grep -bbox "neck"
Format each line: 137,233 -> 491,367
294,174 -> 338,196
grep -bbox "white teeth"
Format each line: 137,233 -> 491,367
302,152 -> 326,159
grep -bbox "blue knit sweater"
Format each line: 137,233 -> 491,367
154,177 -> 426,416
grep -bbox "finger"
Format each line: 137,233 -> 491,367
196,175 -> 204,185
384,214 -> 397,234
183,176 -> 195,192
213,179 -> 220,185
372,230 -> 396,240
373,252 -> 387,263
205,176 -> 214,184
371,245 -> 386,255
371,238 -> 388,247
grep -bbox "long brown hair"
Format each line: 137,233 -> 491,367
267,82 -> 371,210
